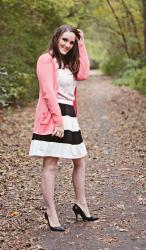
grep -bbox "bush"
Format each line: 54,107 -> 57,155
113,66 -> 146,95
0,66 -> 37,108
100,53 -> 125,76
117,58 -> 141,77
100,53 -> 146,95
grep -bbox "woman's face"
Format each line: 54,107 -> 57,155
58,31 -> 76,55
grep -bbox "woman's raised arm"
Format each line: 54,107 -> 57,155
76,36 -> 90,80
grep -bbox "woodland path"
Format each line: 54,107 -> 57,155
0,71 -> 146,250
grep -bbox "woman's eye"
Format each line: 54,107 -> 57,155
62,38 -> 68,42
62,38 -> 75,45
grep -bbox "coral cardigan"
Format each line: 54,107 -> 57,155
33,39 -> 90,135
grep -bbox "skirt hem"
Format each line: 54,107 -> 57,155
29,153 -> 87,159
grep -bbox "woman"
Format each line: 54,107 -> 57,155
29,25 -> 98,232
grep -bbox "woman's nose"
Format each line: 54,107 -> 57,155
65,42 -> 70,48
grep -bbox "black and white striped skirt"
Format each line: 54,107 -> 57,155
29,99 -> 87,159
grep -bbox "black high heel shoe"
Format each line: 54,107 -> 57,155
44,212 -> 65,232
72,204 -> 99,222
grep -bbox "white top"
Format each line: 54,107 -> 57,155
57,68 -> 77,102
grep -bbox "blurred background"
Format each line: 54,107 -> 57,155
1,0 -> 146,108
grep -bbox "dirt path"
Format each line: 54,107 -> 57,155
0,71 -> 146,250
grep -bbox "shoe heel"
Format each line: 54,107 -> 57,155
75,213 -> 78,222
72,204 -> 79,222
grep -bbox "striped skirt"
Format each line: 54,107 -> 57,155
29,99 -> 87,159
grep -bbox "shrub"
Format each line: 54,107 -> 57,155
100,53 -> 146,95
113,66 -> 146,95
117,57 -> 141,77
0,66 -> 37,108
100,53 -> 125,76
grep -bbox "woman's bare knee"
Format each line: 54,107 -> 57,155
43,157 -> 59,171
73,157 -> 86,168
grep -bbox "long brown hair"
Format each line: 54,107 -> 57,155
49,25 -> 81,77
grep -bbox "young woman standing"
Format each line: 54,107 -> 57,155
29,25 -> 98,231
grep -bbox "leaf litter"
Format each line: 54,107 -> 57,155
0,72 -> 146,249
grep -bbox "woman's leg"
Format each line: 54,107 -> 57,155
72,157 -> 91,217
41,156 -> 61,227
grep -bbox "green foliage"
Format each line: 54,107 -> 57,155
85,39 -> 100,69
0,66 -> 37,107
118,58 -> 141,74
0,0 -> 97,108
100,52 -> 146,95
1,0 -> 146,108
0,0 -> 75,107
92,0 -> 144,59
100,53 -> 125,76
113,64 -> 146,95
90,0 -> 146,94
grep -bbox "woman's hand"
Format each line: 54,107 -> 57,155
52,125 -> 64,138
77,29 -> 84,41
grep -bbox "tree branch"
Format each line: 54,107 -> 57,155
106,0 -> 130,57
120,0 -> 142,53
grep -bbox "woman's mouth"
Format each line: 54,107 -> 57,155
61,46 -> 69,52
59,45 -> 70,55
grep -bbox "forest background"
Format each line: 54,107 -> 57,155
1,0 -> 146,108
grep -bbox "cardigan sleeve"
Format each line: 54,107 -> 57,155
76,39 -> 90,80
36,54 -> 63,126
